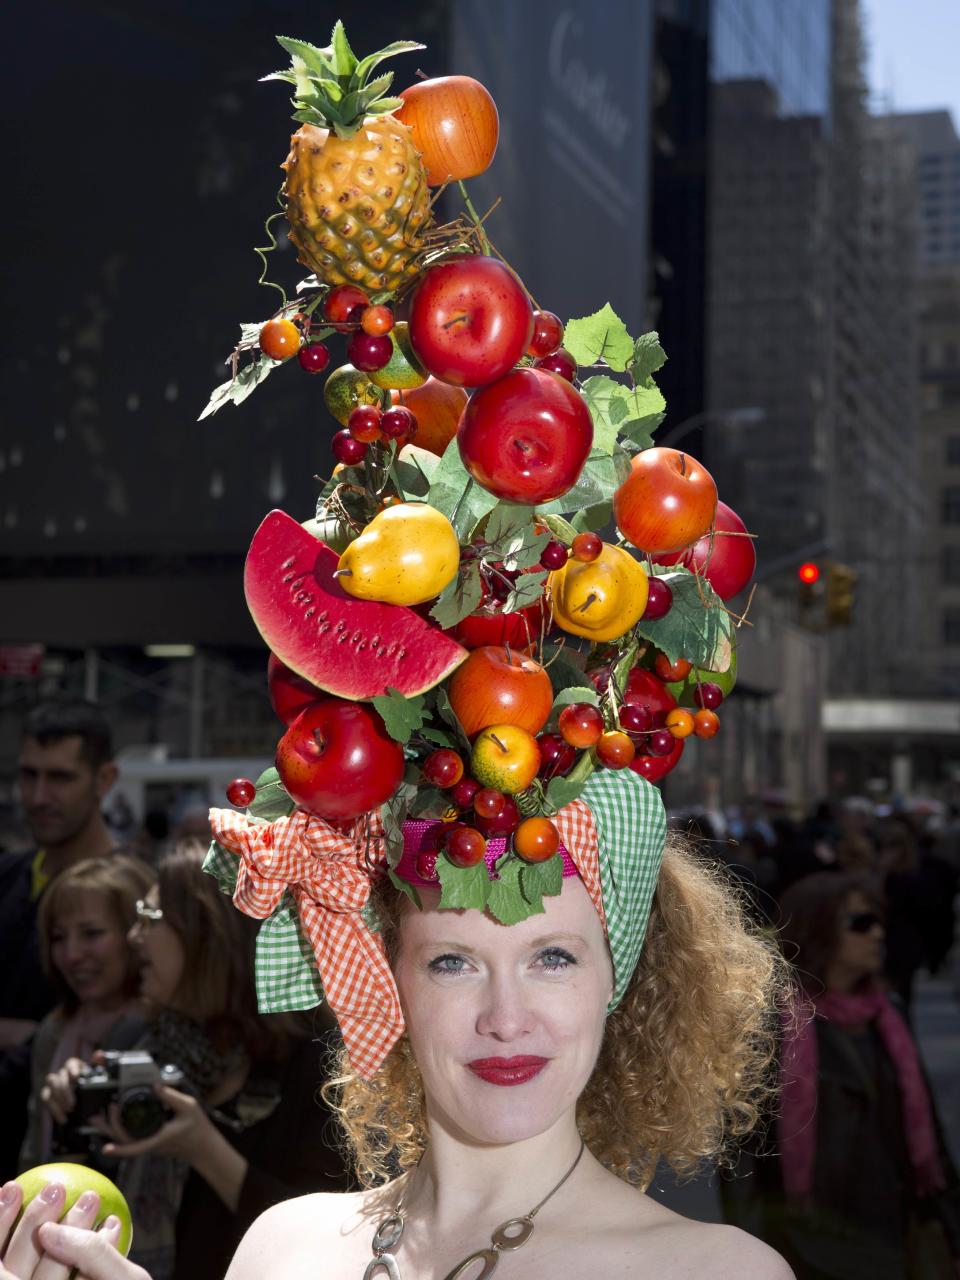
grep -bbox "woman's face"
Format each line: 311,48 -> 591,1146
395,877 -> 614,1147
49,890 -> 130,1011
128,884 -> 185,1007
832,890 -> 885,983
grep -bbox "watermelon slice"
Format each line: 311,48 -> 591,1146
244,509 -> 468,700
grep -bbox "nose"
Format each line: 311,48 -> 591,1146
128,921 -> 143,949
475,974 -> 537,1043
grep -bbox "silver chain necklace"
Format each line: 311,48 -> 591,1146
363,1138 -> 586,1280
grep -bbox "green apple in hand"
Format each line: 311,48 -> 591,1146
15,1163 -> 133,1256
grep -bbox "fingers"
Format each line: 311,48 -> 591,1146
37,1219 -> 149,1280
154,1085 -> 193,1112
0,1182 -> 24,1252
33,1191 -> 101,1280
3,1181 -> 66,1277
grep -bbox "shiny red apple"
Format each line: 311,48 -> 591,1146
630,734 -> 685,783
408,256 -> 533,387
267,653 -> 323,725
613,447 -> 717,553
275,699 -> 404,820
653,500 -> 756,599
458,368 -> 594,505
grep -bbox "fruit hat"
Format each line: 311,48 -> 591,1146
200,22 -> 755,1077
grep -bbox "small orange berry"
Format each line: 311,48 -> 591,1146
692,708 -> 720,739
514,817 -> 560,863
360,305 -> 395,337
259,317 -> 301,360
655,653 -> 692,682
665,708 -> 696,739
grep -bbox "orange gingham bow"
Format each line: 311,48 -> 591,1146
209,807 -> 404,1078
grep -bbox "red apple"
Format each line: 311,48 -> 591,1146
624,668 -> 678,720
449,597 -> 545,651
448,646 -> 554,738
276,699 -> 404,820
458,368 -> 594,505
267,654 -> 323,725
653,500 -> 756,599
630,734 -> 685,783
408,256 -> 533,387
613,447 -> 717,553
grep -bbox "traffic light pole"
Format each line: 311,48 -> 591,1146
752,539 -> 833,584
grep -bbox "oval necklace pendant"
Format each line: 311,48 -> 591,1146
491,1216 -> 534,1251
363,1254 -> 402,1280
442,1246 -> 501,1280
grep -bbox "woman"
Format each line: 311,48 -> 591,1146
722,871 -> 960,1279
1,770 -> 793,1279
20,855 -> 155,1170
37,841 -> 351,1280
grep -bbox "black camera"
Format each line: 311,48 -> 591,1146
54,1050 -> 187,1156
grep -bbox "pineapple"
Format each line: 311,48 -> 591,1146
265,23 -> 432,295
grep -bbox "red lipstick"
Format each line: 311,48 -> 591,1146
466,1056 -> 549,1086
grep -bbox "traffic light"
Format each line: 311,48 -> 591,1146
797,562 -> 820,622
825,562 -> 857,625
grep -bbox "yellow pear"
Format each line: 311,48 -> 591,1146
549,543 -> 649,642
336,503 -> 460,606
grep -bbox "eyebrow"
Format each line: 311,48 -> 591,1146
419,932 -> 589,952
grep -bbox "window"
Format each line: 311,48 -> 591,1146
943,608 -> 960,645
943,546 -> 960,583
942,486 -> 960,523
948,437 -> 960,465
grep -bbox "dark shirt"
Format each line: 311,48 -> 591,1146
172,1033 -> 353,1280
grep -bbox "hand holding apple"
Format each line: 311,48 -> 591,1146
11,1164 -> 134,1258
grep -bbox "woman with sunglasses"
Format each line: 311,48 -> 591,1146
722,871 -> 960,1279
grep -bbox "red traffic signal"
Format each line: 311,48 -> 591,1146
798,562 -> 820,585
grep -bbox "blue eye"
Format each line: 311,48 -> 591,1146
427,953 -> 468,975
537,948 -> 576,971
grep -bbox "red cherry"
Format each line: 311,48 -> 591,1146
225,777 -> 256,807
423,749 -> 465,789
444,825 -> 487,868
474,794 -> 520,836
324,285 -> 370,330
298,342 -> 331,374
380,406 -> 417,440
360,305 -> 394,337
693,682 -> 724,710
619,703 -> 654,736
537,733 -> 577,779
596,731 -> 636,769
514,817 -> 560,863
693,709 -> 720,739
534,348 -> 577,382
348,405 -> 383,443
642,577 -> 673,620
631,733 -> 684,782
332,429 -> 367,466
654,654 -> 692,682
259,318 -> 301,361
571,532 -> 602,562
474,789 -> 506,819
646,729 -> 676,757
558,703 -> 604,749
526,310 -> 564,358
539,540 -> 569,570
347,331 -> 393,373
450,777 -> 481,810
415,850 -> 440,881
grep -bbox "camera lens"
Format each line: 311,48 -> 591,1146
118,1087 -> 168,1139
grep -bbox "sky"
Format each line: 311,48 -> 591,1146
863,0 -> 960,125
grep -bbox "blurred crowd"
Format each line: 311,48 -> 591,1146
1,698 -> 958,1280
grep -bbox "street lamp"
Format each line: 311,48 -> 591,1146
655,406 -> 766,450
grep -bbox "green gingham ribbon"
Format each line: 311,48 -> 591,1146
203,769 -> 667,1017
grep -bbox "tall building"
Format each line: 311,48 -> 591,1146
892,111 -> 960,270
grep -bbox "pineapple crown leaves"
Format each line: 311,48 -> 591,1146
262,21 -> 425,139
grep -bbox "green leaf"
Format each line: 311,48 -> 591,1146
503,569 -> 547,615
381,774 -> 417,866
563,303 -> 634,372
427,441 -> 499,540
410,786 -> 449,819
355,41 -> 426,88
609,636 -> 640,703
483,505 -> 550,571
329,20 -> 358,79
419,726 -> 458,749
542,648 -> 591,697
580,375 -> 631,453
636,567 -> 733,672
484,502 -> 530,546
487,857 -> 540,924
249,768 -> 296,821
395,444 -> 440,497
437,858 -> 491,911
276,36 -> 334,79
538,514 -> 577,544
534,449 -> 630,516
199,357 -> 280,420
544,749 -> 595,814
629,332 -> 668,382
551,685 -> 599,713
433,687 -> 472,751
570,502 -> 612,532
429,561 -> 484,629
618,411 -> 665,453
521,853 -> 564,902
371,687 -> 427,744
388,868 -> 422,910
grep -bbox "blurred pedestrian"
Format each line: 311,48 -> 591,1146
41,840 -> 351,1280
876,818 -> 929,1017
0,699 -> 122,1180
20,855 -> 155,1169
721,871 -> 960,1278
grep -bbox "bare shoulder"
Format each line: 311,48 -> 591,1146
642,1211 -> 795,1279
224,1186 -> 391,1280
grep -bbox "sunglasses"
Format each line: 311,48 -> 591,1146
843,911 -> 882,933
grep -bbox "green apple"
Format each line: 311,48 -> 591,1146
666,645 -> 738,706
301,514 -> 356,554
367,322 -> 427,390
15,1163 -> 133,1256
